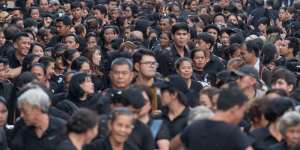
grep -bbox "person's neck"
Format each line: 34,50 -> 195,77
285,53 -> 294,60
174,44 -> 185,57
243,87 -> 256,99
80,94 -> 87,101
136,75 -> 154,86
139,114 -> 150,124
269,122 -> 282,142
168,102 -> 185,121
15,52 -> 24,63
249,57 -> 258,66
211,111 -> 234,125
194,67 -> 203,72
109,136 -> 124,150
68,133 -> 85,150
34,113 -> 50,138
184,78 -> 192,89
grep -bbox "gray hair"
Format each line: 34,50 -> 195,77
188,106 -> 214,125
278,111 -> 300,136
17,87 -> 50,113
111,57 -> 133,71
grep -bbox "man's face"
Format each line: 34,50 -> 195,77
15,36 -> 31,57
46,62 -> 55,79
0,102 -> 7,127
279,40 -> 290,57
160,19 -> 170,32
173,29 -> 189,48
56,21 -> 69,36
240,46 -> 254,64
108,1 -> 118,12
220,32 -> 230,46
284,124 -> 300,147
272,79 -> 293,93
72,7 -> 82,19
31,66 -> 46,82
109,64 -> 133,88
196,39 -> 211,51
40,0 -> 49,11
11,10 -> 23,19
231,104 -> 246,124
94,10 -> 104,20
137,55 -> 157,78
19,103 -> 36,126
64,36 -> 79,49
207,28 -> 218,41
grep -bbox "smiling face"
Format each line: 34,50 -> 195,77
109,114 -> 134,144
177,60 -> 193,80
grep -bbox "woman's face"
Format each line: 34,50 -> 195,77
160,33 -> 170,48
80,76 -> 94,95
32,45 -> 44,57
190,1 -> 198,12
193,51 -> 207,70
110,115 -> 134,144
85,125 -> 99,144
92,50 -> 102,66
87,36 -> 97,48
123,6 -> 132,18
177,60 -> 193,80
80,62 -> 91,74
104,28 -> 117,44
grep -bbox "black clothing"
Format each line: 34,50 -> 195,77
186,80 -> 203,107
181,119 -> 253,150
251,127 -> 280,150
157,44 -> 190,77
11,116 -> 67,150
69,93 -> 101,112
86,137 -> 139,150
7,50 -> 22,68
147,117 -> 170,145
56,138 -> 77,150
0,41 -> 14,57
159,107 -> 189,138
128,120 -> 155,150
269,141 -> 289,150
0,127 -> 7,150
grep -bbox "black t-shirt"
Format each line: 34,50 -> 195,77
251,127 -> 280,150
56,138 -> 77,150
160,107 -> 189,138
86,137 -> 139,150
268,141 -> 289,150
11,116 -> 67,150
128,120 -> 155,150
181,119 -> 253,150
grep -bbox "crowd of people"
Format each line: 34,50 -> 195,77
0,0 -> 300,149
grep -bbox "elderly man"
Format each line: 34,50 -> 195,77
11,86 -> 66,150
269,111 -> 300,150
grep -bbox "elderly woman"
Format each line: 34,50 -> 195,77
269,111 -> 300,150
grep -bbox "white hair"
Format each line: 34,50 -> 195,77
188,106 -> 214,125
278,111 -> 300,136
17,87 -> 50,113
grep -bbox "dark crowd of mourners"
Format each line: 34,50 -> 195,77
1,0 -> 300,149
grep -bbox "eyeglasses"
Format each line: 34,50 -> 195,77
140,61 -> 159,67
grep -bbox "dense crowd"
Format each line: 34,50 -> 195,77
0,0 -> 300,149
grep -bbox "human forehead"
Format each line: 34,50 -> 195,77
174,29 -> 188,34
111,64 -> 131,71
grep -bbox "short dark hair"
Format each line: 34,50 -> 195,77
132,49 -> 155,65
38,56 -> 55,68
13,32 -> 29,43
196,32 -> 215,49
287,37 -> 300,56
71,2 -> 82,9
67,108 -> 99,133
245,40 -> 260,57
71,56 -> 89,71
0,57 -> 8,65
4,25 -> 20,40
63,33 -> 79,44
175,57 -> 192,70
94,4 -> 107,15
171,22 -> 189,34
217,87 -> 248,111
272,68 -> 297,88
56,16 -> 73,26
263,97 -> 294,122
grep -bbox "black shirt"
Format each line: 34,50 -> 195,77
128,120 -> 155,150
186,80 -> 203,107
251,127 -> 280,150
160,107 -> 189,138
0,127 -> 7,150
56,138 -> 77,150
86,137 -> 139,150
11,116 -> 67,150
268,141 -> 289,150
7,50 -> 22,69
181,119 -> 253,150
157,44 -> 190,77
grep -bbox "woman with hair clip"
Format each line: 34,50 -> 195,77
87,108 -> 139,150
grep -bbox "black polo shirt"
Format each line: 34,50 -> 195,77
7,50 -> 21,69
160,107 -> 189,138
11,116 -> 67,150
269,141 -> 289,150
203,54 -> 225,75
251,127 -> 280,150
181,119 -> 253,150
86,137 -> 139,150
